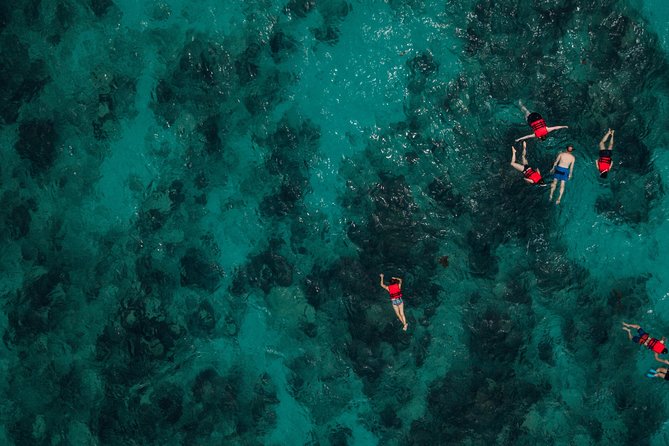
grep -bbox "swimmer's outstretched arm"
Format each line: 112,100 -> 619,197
569,158 -> 575,179
379,274 -> 388,291
546,125 -> 568,132
550,153 -> 561,172
608,129 -> 614,150
655,353 -> 669,365
515,133 -> 536,142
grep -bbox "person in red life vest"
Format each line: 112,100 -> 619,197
596,128 -> 614,178
515,101 -> 568,142
548,145 -> 575,205
622,322 -> 669,362
379,273 -> 408,331
510,141 -> 545,186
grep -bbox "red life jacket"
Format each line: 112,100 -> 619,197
524,167 -> 542,184
648,337 -> 667,354
388,283 -> 402,300
530,118 -> 548,138
597,156 -> 612,173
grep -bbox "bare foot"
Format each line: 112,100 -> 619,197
556,199 -> 561,205
403,323 -> 408,331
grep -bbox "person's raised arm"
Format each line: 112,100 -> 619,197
608,129 -> 615,150
379,274 -> 388,291
515,133 -> 535,142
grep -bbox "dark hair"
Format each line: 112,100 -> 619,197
540,136 -> 547,141
390,278 -> 400,285
600,171 -> 609,179
438,256 -> 449,268
663,348 -> 668,355
566,145 -> 574,151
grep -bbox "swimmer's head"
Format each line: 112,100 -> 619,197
600,170 -> 609,179
539,136 -> 547,141
566,145 -> 574,152
390,278 -> 400,285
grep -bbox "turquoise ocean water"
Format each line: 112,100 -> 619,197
1,0 -> 669,445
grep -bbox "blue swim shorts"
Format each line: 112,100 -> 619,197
553,166 -> 569,181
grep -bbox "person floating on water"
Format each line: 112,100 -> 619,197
510,141 -> 545,185
622,322 -> 669,361
379,274 -> 408,331
596,128 -> 614,178
645,367 -> 669,380
515,101 -> 568,142
548,145 -> 575,205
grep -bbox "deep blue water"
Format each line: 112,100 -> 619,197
1,0 -> 669,445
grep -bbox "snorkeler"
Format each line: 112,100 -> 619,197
515,101 -> 569,142
510,141 -> 545,185
596,128 -> 614,178
548,145 -> 575,205
622,322 -> 668,358
645,367 -> 669,380
379,274 -> 408,331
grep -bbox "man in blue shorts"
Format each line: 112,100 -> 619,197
549,145 -> 575,205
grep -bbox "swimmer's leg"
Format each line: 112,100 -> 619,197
549,179 -> 557,201
518,100 -> 530,118
398,302 -> 408,331
521,142 -> 529,165
556,181 -> 566,205
510,147 -> 525,172
392,304 -> 403,326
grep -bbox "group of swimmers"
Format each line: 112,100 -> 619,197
377,279 -> 669,383
379,101 -> 620,331
622,322 -> 669,381
510,101 -> 615,204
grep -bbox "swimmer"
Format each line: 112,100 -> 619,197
596,128 -> 614,178
622,322 -> 668,359
645,367 -> 669,380
515,101 -> 569,142
510,141 -> 545,185
379,274 -> 408,331
548,145 -> 576,205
